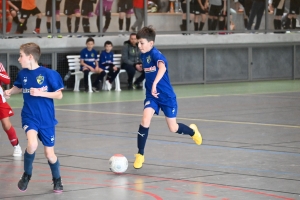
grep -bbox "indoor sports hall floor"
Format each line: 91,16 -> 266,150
0,80 -> 300,200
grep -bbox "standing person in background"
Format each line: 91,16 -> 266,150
0,0 -> 13,35
121,33 -> 144,90
238,0 -> 253,29
45,0 -> 62,38
207,0 -> 227,33
0,62 -> 22,157
131,0 -> 145,32
81,0 -> 96,35
195,0 -> 209,32
287,0 -> 300,31
247,0 -> 266,32
179,0 -> 195,35
64,0 -> 81,37
15,0 -> 42,37
269,0 -> 286,33
117,0 -> 133,36
95,0 -> 114,35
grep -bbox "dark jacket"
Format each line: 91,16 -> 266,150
121,40 -> 141,66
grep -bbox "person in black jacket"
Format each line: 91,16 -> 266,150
121,33 -> 145,90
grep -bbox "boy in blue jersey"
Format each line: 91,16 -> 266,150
80,37 -> 106,92
4,43 -> 64,192
99,41 -> 120,91
133,26 -> 203,169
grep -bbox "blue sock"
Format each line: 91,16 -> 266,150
24,150 -> 35,175
48,159 -> 60,179
137,125 -> 149,155
176,123 -> 194,136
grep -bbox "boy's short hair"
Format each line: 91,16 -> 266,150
86,37 -> 95,44
104,40 -> 113,47
136,26 -> 156,42
20,43 -> 41,62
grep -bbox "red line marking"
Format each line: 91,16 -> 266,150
81,178 -> 96,181
185,191 -> 199,195
165,188 -> 179,192
221,198 -> 230,200
145,185 -> 159,189
203,194 -> 217,198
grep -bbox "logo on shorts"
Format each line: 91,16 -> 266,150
172,108 -> 175,114
8,110 -> 12,114
23,125 -> 29,131
145,101 -> 150,106
51,136 -> 55,143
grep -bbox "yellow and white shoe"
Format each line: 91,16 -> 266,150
189,124 -> 202,145
133,153 -> 144,169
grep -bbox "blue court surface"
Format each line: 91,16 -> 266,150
0,81 -> 299,200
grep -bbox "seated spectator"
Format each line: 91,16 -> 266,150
121,33 -> 145,90
80,37 -> 106,92
99,41 -> 120,91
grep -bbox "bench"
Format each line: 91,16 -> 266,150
66,54 -> 125,92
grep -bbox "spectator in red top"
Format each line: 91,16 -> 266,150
131,0 -> 145,32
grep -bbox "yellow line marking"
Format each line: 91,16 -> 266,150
56,108 -> 300,129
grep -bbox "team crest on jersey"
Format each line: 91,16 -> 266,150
147,55 -> 151,64
91,53 -> 94,58
36,74 -> 44,85
23,77 -> 27,85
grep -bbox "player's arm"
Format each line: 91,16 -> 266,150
8,1 -> 18,11
30,88 -> 63,99
4,86 -> 22,99
152,61 -> 166,98
223,0 -> 226,15
0,71 -> 11,85
198,0 -> 204,9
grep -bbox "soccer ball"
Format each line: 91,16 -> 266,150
109,154 -> 128,174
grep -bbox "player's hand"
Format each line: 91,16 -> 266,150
136,64 -> 143,72
113,66 -> 118,71
4,90 -> 11,99
30,88 -> 42,96
151,84 -> 159,98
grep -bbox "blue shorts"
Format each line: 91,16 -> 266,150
22,122 -> 56,147
144,98 -> 177,118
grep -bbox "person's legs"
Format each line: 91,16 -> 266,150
18,129 -> 38,191
121,63 -> 136,89
254,2 -> 265,30
44,146 -> 63,192
247,1 -> 259,30
134,107 -> 155,169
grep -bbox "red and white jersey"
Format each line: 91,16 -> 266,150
0,63 -> 10,104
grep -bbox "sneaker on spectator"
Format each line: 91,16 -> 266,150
57,34 -> 63,38
131,26 -> 136,32
133,82 -> 142,89
67,34 -> 73,38
33,28 -> 42,38
47,35 -> 53,38
52,177 -> 63,193
18,172 -> 31,191
118,30 -> 124,37
13,144 -> 22,157
106,80 -> 112,91
76,35 -> 82,38
92,87 -> 99,92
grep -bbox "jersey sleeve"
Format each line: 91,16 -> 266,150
0,63 -> 10,85
49,70 -> 64,92
13,71 -> 23,88
153,51 -> 167,69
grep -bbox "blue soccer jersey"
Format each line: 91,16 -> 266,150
13,66 -> 64,129
99,50 -> 113,70
80,48 -> 98,70
140,47 -> 176,106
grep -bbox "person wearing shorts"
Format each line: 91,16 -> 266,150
45,0 -> 62,38
64,0 -> 81,37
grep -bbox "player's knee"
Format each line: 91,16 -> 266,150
27,143 -> 38,153
44,150 -> 56,161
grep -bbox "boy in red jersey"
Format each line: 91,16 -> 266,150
0,62 -> 22,156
